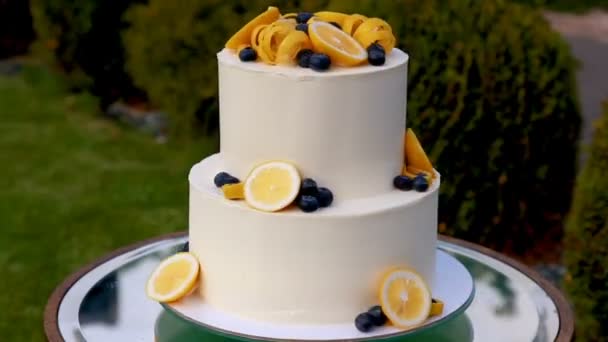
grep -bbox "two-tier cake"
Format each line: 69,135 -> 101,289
147,7 -> 442,335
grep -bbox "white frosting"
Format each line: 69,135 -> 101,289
217,48 -> 409,200
189,154 -> 439,324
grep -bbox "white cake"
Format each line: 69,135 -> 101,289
188,46 -> 439,325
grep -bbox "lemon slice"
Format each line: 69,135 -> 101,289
225,6 -> 281,49
379,268 -> 432,329
146,253 -> 200,302
276,30 -> 312,65
308,21 -> 367,66
244,161 -> 301,212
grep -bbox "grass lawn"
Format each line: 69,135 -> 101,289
0,65 -> 216,341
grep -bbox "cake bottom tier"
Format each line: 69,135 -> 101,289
189,154 -> 439,324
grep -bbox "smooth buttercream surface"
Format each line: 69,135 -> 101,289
218,48 -> 409,200
188,154 -> 439,324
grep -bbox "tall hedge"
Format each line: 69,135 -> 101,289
124,0 -> 581,251
565,102 -> 608,341
30,0 -> 144,108
123,0 -> 330,137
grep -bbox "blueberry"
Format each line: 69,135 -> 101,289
354,312 -> 374,332
180,241 -> 189,252
393,175 -> 413,190
298,195 -> 319,213
413,174 -> 429,192
309,53 -> 331,71
296,12 -> 314,24
316,187 -> 333,207
367,305 -> 387,326
214,172 -> 240,188
300,178 -> 318,196
238,47 -> 257,62
367,42 -> 385,54
295,23 -> 308,34
367,48 -> 385,66
329,21 -> 341,29
297,49 -> 313,68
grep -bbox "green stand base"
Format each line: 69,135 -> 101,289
154,309 -> 473,342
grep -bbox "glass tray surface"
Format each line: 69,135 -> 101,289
52,235 -> 564,342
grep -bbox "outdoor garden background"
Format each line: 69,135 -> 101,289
1,0 -> 607,341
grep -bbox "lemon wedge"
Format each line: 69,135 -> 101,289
379,268 -> 432,329
146,253 -> 200,302
225,6 -> 281,49
244,161 -> 301,212
222,182 -> 245,200
404,128 -> 434,176
308,21 -> 367,66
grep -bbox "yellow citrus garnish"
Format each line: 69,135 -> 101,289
379,268 -> 432,329
222,182 -> 245,200
259,21 -> 296,64
342,14 -> 367,36
430,298 -> 444,316
244,161 -> 301,212
276,30 -> 312,65
353,17 -> 395,52
313,11 -> 350,26
355,17 -> 393,34
225,6 -> 281,49
146,253 -> 200,303
308,21 -> 367,66
404,128 -> 434,176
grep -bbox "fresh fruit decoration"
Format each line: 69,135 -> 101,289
224,8 -> 397,70
378,267 -> 432,329
354,305 -> 388,333
430,298 -> 444,316
244,161 -> 301,212
296,178 -> 334,213
214,171 -> 240,188
308,21 -> 367,67
214,165 -> 334,212
394,128 -> 435,192
146,252 -> 200,303
222,182 -> 245,200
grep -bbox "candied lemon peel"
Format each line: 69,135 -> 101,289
225,8 -> 396,67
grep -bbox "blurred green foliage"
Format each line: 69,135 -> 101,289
0,0 -> 34,58
0,65 -> 213,341
124,0 -> 581,252
29,0 -> 144,107
565,101 -> 608,342
511,0 -> 608,12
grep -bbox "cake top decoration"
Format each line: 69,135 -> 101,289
224,7 -> 396,71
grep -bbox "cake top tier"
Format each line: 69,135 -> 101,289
224,7 -> 397,71
217,47 -> 408,78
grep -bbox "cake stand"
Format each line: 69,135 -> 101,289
44,232 -> 574,342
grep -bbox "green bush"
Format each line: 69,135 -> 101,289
123,0 -> 329,137
510,0 -> 608,12
30,0 -> 143,107
124,0 -> 581,251
565,102 -> 608,341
